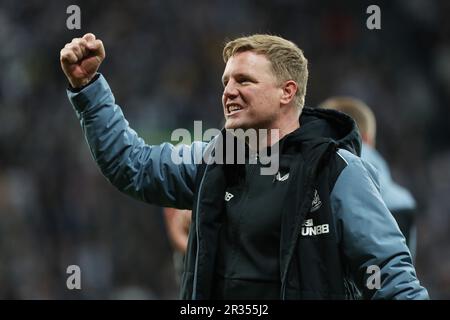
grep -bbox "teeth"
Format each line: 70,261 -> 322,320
228,105 -> 242,112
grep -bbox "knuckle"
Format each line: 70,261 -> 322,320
75,38 -> 85,46
71,44 -> 81,52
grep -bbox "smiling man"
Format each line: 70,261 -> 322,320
221,50 -> 300,134
61,33 -> 428,299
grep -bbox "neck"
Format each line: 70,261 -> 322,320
248,110 -> 301,152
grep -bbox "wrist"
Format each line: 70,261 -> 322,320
68,74 -> 100,93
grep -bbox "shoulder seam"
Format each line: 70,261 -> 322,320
336,149 -> 349,166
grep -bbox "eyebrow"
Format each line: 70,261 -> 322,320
222,72 -> 256,84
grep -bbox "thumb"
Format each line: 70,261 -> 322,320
83,33 -> 96,42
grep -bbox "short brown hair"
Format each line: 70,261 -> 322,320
223,34 -> 308,109
320,96 -> 377,145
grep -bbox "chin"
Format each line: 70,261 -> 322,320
224,119 -> 237,129
224,116 -> 257,130
225,120 -> 246,130
224,123 -> 235,130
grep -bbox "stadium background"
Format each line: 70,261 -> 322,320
0,0 -> 449,299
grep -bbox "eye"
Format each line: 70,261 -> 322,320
237,77 -> 249,84
236,75 -> 255,85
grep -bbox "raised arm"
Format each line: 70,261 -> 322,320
61,33 -> 202,209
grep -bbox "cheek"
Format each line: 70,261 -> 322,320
242,87 -> 261,106
242,87 -> 279,112
258,89 -> 279,109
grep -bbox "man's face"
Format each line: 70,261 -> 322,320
222,51 -> 283,130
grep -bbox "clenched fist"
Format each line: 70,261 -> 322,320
60,33 -> 105,89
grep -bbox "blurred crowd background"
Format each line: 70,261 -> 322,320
0,0 -> 449,299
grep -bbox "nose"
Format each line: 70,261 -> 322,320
223,80 -> 239,100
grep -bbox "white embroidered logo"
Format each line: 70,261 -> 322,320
310,189 -> 322,212
224,192 -> 234,202
301,218 -> 329,237
275,172 -> 289,182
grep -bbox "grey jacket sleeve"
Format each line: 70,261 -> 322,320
67,74 -> 203,209
331,149 -> 429,299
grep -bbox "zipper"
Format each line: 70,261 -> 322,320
280,171 -> 315,299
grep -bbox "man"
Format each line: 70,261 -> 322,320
320,97 -> 418,260
60,33 -> 428,299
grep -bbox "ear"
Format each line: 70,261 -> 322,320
280,80 -> 298,106
361,132 -> 374,147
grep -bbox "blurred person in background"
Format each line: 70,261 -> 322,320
60,32 -> 428,299
320,97 -> 417,260
162,207 -> 191,283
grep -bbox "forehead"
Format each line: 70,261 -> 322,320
222,51 -> 274,80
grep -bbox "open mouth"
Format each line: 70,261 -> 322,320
226,104 -> 244,116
